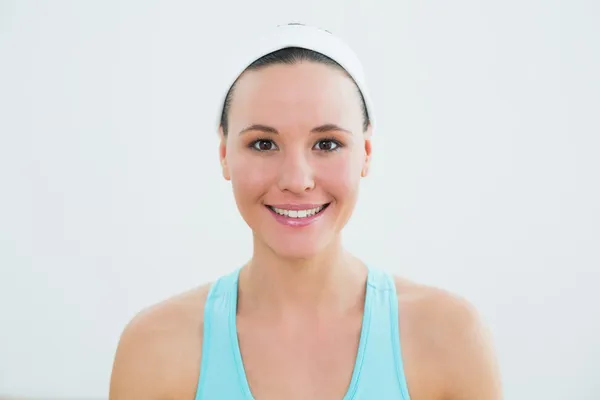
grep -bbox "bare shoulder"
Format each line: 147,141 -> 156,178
393,276 -> 503,400
109,283 -> 212,400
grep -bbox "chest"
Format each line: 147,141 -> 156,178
236,315 -> 363,400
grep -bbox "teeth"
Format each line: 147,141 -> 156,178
271,205 -> 325,218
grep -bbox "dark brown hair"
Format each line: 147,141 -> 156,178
219,46 -> 371,136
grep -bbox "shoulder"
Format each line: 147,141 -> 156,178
393,276 -> 503,399
109,283 -> 213,400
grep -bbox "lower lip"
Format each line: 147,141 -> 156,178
266,205 -> 329,227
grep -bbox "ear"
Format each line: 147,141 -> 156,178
219,126 -> 231,181
361,124 -> 373,178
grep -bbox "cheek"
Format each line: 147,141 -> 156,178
229,153 -> 274,199
317,153 -> 362,198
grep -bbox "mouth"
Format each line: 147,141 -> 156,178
265,203 -> 331,219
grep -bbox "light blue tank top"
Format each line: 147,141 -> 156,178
194,266 -> 411,399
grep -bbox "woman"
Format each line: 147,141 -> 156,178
109,23 -> 502,399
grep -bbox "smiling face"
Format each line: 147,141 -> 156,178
219,61 -> 372,259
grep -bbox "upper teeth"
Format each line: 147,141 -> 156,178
271,205 -> 325,218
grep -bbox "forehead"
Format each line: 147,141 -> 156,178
228,62 -> 363,133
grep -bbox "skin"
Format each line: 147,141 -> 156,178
109,62 -> 503,399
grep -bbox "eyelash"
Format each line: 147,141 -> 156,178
249,137 -> 343,153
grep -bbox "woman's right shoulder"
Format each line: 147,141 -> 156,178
109,282 -> 214,399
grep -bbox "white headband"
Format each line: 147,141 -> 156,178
216,23 -> 375,133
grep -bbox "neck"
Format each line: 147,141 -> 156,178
238,236 -> 368,318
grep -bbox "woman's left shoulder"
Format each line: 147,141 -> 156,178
392,275 -> 482,335
391,275 -> 503,399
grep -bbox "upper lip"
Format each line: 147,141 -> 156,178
267,203 -> 329,210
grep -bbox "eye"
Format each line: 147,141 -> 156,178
313,139 -> 340,152
251,139 -> 278,152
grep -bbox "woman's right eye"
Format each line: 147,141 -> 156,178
251,139 -> 277,152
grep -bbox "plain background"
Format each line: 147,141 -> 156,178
1,1 -> 598,399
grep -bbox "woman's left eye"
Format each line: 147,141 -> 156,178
314,140 -> 339,151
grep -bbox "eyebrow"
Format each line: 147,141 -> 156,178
238,123 -> 352,135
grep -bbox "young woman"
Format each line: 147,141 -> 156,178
109,24 -> 502,399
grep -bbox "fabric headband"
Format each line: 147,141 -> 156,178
215,23 -> 376,134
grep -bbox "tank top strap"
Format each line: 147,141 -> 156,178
195,268 -> 248,400
356,267 -> 412,399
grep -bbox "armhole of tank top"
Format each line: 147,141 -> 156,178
389,274 -> 412,400
194,279 -> 220,400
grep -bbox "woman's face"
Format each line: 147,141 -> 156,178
220,62 -> 372,259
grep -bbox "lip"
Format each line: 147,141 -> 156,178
265,203 -> 330,227
266,203 -> 328,210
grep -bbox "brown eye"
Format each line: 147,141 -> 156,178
252,140 -> 276,151
314,140 -> 339,151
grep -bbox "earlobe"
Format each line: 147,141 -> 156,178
219,127 -> 231,181
361,133 -> 372,178
361,161 -> 371,177
221,157 -> 231,181
222,162 -> 231,181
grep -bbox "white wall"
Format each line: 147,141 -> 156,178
1,1 -> 598,398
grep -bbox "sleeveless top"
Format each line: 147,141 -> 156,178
194,267 -> 411,399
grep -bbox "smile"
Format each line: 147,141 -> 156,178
265,203 -> 331,226
268,204 -> 328,218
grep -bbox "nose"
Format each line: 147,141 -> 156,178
277,150 -> 315,194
